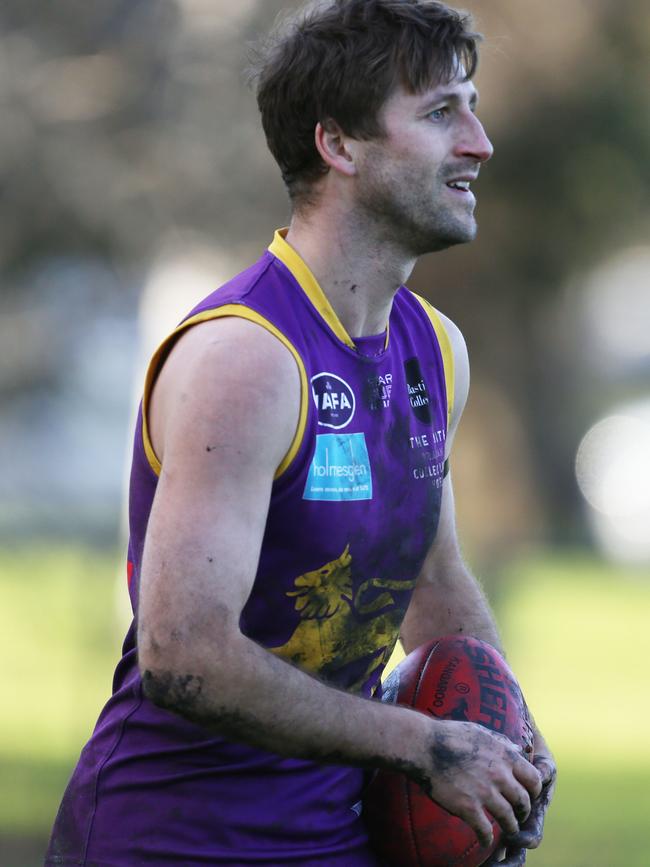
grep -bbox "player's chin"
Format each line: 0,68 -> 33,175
406,212 -> 477,255
442,206 -> 478,239
433,221 -> 477,251
458,212 -> 479,242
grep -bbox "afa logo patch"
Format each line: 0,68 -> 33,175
303,433 -> 372,501
311,372 -> 356,429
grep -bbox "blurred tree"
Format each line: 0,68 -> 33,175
1,0 -> 648,555
410,0 -> 650,552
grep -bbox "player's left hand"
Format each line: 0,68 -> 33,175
482,753 -> 557,866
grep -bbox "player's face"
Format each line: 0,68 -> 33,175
353,73 -> 493,255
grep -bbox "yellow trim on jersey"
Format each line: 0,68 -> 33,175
269,229 -> 355,348
141,304 -> 309,480
269,229 -> 389,352
410,293 -> 455,430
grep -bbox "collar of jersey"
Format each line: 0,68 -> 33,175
268,228 -> 389,352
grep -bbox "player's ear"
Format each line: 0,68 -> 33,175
314,119 -> 357,178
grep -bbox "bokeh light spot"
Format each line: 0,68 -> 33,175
576,404 -> 650,563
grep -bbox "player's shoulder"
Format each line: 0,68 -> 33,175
406,293 -> 469,406
427,309 -> 469,449
148,315 -> 302,465
407,294 -> 470,450
168,316 -> 300,411
405,292 -> 468,363
173,314 -> 293,367
435,310 -> 469,378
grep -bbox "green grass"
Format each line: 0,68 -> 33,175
0,546 -> 124,838
497,553 -> 650,865
499,553 -> 650,769
526,763 -> 650,867
0,756 -> 80,834
2,545 -> 650,866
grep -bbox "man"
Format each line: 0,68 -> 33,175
47,1 -> 556,865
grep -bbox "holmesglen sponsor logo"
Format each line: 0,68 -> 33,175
303,433 -> 372,501
311,372 -> 356,429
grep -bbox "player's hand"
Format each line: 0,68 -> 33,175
482,753 -> 557,866
419,719 -> 543,850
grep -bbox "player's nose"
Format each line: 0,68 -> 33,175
456,113 -> 493,164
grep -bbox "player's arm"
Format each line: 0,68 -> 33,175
137,316 -> 433,768
137,316 -> 540,849
400,311 -> 503,651
400,312 -> 556,863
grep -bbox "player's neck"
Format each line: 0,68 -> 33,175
285,207 -> 416,339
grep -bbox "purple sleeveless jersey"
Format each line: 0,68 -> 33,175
47,230 -> 454,866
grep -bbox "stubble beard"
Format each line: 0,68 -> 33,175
355,153 -> 478,258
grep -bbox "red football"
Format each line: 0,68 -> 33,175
363,636 -> 534,867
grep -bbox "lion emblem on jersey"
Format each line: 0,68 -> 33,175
270,545 -> 416,693
287,544 -> 353,619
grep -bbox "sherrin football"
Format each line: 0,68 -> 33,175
363,636 -> 534,867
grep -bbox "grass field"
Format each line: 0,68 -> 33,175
499,554 -> 650,866
1,546 -> 649,866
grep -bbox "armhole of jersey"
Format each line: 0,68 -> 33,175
409,292 -> 455,433
141,303 -> 309,481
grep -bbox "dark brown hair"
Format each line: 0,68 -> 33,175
251,0 -> 481,208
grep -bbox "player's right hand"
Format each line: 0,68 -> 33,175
417,719 -> 543,849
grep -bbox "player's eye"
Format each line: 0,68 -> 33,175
428,107 -> 448,122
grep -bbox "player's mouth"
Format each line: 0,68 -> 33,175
445,176 -> 476,198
